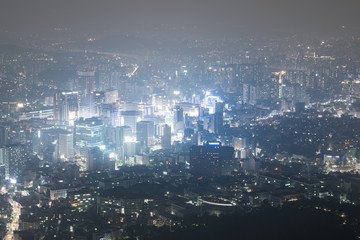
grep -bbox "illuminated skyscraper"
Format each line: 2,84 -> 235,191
5,144 -> 29,180
58,131 -> 74,160
113,126 -> 132,161
75,118 -> 104,156
54,91 -> 79,125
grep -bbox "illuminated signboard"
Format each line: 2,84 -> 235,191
207,141 -> 221,146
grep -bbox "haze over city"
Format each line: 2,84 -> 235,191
0,0 -> 360,240
1,0 -> 360,38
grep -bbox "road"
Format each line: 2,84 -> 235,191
4,198 -> 21,240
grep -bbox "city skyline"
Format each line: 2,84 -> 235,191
0,1 -> 360,239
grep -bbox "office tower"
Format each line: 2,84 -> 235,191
0,126 -> 8,147
190,141 -> 234,177
113,126 -> 132,149
160,124 -> 171,149
197,120 -> 204,132
93,91 -> 105,117
79,93 -> 96,119
31,130 -> 41,154
75,118 -> 104,156
54,91 -> 79,125
87,147 -> 104,172
173,106 -> 184,134
102,103 -> 120,127
174,106 -> 184,122
58,131 -> 74,160
214,102 -> 224,135
204,91 -> 221,114
123,141 -> 140,159
120,110 -> 141,133
136,121 -> 155,148
43,144 -> 58,163
113,126 -> 132,161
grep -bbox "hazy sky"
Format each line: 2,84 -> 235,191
0,0 -> 359,38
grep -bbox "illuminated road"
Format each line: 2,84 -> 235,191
4,198 -> 21,240
127,65 -> 139,78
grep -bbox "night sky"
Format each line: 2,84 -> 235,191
0,0 -> 359,37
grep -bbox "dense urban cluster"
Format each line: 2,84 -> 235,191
0,32 -> 360,239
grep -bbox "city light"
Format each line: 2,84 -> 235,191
0,2 -> 358,238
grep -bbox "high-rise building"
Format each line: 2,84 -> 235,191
0,126 -> 8,147
54,91 -> 79,125
160,124 -> 171,149
214,102 -> 224,135
271,71 -> 286,99
173,106 -> 184,134
93,91 -> 105,117
113,126 -> 132,161
120,110 -> 141,133
190,141 -> 234,177
113,126 -> 132,149
123,141 -> 140,159
204,91 -> 221,115
136,121 -> 155,148
243,83 -> 258,105
5,144 -> 29,180
75,118 -> 104,156
87,147 -> 104,172
79,93 -> 96,119
174,106 -> 184,122
58,131 -> 74,160
0,147 -> 8,179
102,104 -> 120,127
